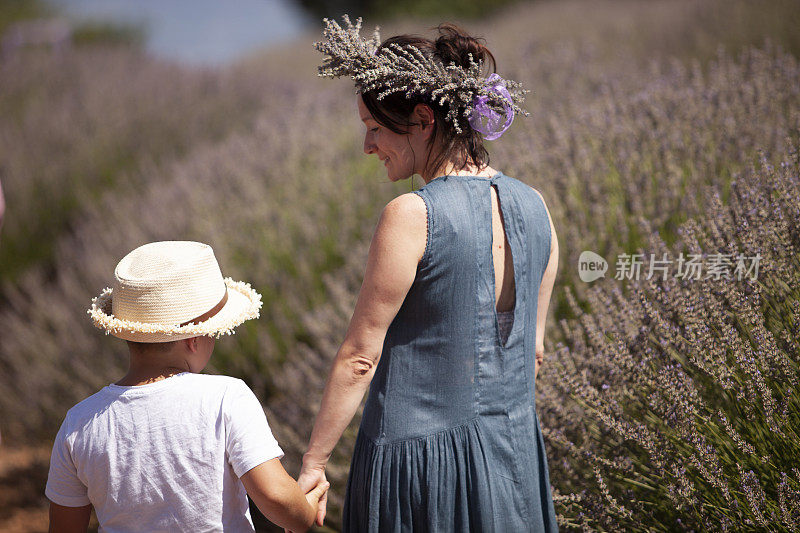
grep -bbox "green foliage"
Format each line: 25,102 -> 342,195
0,0 -> 51,35
71,21 -> 146,47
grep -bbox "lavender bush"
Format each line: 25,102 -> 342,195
0,46 -> 266,282
543,148 -> 800,530
495,43 -> 799,312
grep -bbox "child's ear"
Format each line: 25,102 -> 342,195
184,337 -> 199,353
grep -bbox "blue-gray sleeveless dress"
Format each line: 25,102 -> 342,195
343,172 -> 558,532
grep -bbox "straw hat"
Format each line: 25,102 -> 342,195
88,241 -> 262,343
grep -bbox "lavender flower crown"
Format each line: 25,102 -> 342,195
314,15 -> 529,140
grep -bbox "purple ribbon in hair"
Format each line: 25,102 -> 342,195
468,73 -> 514,141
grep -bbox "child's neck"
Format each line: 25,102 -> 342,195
117,361 -> 190,387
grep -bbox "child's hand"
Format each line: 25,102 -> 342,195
242,458 -> 326,533
305,479 -> 330,510
297,465 -> 328,526
283,479 -> 329,533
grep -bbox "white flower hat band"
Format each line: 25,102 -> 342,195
88,241 -> 262,343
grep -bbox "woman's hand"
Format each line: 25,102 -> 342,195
297,462 -> 328,527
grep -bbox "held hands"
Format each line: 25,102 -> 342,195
298,463 -> 328,527
304,479 -> 330,528
241,458 -> 329,533
285,462 -> 328,533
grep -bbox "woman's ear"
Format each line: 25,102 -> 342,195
413,104 -> 435,138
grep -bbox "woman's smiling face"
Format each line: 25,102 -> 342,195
357,95 -> 420,182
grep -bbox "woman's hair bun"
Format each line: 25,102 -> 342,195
434,23 -> 496,73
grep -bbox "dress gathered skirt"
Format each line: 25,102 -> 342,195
343,172 -> 559,532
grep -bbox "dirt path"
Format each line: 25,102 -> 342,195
0,446 -> 50,533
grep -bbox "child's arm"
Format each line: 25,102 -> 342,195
241,458 -> 329,532
48,502 -> 91,533
47,415 -> 93,532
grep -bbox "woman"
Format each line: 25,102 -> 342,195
299,19 -> 559,531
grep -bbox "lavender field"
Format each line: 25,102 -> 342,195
1,0 -> 799,530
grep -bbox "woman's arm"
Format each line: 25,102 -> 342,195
298,192 -> 428,523
534,191 -> 559,380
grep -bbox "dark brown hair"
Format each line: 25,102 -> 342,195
360,23 -> 496,178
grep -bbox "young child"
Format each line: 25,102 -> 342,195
45,241 -> 328,532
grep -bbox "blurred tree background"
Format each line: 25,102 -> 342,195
1,0 -> 799,531
0,0 -> 51,34
297,0 -> 519,19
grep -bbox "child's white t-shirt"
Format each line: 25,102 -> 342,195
46,373 -> 284,532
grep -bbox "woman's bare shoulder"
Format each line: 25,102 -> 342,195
381,192 -> 427,233
375,193 -> 428,263
384,191 -> 426,217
